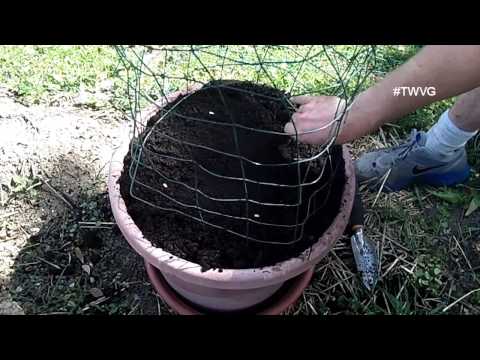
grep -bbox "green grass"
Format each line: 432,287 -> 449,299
0,46 -> 118,105
0,45 -> 422,105
113,45 -> 384,113
0,45 -> 423,112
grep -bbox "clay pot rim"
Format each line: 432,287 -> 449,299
108,87 -> 356,290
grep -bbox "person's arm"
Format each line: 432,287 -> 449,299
285,45 -> 480,144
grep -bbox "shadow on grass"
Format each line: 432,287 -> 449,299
7,155 -> 171,315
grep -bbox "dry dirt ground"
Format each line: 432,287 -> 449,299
0,87 -> 173,314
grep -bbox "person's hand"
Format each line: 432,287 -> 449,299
284,95 -> 347,145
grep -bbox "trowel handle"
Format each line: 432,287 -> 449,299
349,179 -> 365,232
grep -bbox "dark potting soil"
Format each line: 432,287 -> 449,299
118,80 -> 346,270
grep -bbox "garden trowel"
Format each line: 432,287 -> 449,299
349,181 -> 379,291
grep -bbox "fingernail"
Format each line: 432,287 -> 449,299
284,122 -> 293,134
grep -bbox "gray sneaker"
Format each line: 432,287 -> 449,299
355,129 -> 471,191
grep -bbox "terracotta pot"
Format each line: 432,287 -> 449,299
145,261 -> 315,315
108,88 -> 356,312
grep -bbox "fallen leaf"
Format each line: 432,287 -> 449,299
428,189 -> 466,205
82,264 -> 91,275
74,247 -> 84,264
89,288 -> 103,298
465,195 -> 480,217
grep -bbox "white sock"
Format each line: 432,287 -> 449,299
425,110 -> 478,157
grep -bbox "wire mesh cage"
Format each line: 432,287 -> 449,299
114,45 -> 377,248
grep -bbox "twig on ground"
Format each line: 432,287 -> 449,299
25,181 -> 42,192
378,127 -> 388,147
443,288 -> 480,313
39,176 -> 76,209
127,302 -> 140,315
78,221 -> 114,230
452,235 -> 474,272
372,168 -> 392,208
306,298 -> 318,315
18,225 -> 30,237
397,278 -> 410,298
78,226 -> 113,229
156,296 -> 162,315
318,262 -> 330,283
382,291 -> 391,314
21,243 -> 41,251
37,257 -> 61,270
94,161 -> 109,181
39,312 -> 70,315
319,275 -> 354,295
0,211 -> 17,220
377,222 -> 387,275
81,296 -> 110,312
21,114 -> 39,133
50,252 -> 72,298
399,263 -> 417,275
16,261 -> 42,267
380,256 -> 402,280
387,237 -> 411,253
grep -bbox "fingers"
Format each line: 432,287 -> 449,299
296,103 -> 314,113
284,121 -> 296,136
285,95 -> 346,145
290,95 -> 314,105
284,121 -> 322,145
291,112 -> 303,123
284,115 -> 306,136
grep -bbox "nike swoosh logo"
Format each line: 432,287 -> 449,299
412,164 -> 445,175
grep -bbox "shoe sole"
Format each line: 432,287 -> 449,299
386,165 -> 471,192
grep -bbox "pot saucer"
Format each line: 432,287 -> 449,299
145,261 -> 314,315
